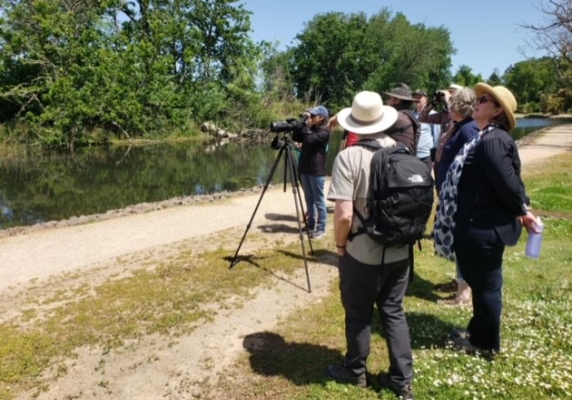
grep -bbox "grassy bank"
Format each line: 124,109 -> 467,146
0,154 -> 571,399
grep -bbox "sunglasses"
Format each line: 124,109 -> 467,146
476,95 -> 499,106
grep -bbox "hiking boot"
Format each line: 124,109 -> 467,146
435,279 -> 458,293
379,373 -> 414,399
324,365 -> 366,388
310,230 -> 326,239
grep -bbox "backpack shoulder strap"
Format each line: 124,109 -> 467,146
401,110 -> 420,133
355,138 -> 382,151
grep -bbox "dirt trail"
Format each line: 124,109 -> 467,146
2,123 -> 572,400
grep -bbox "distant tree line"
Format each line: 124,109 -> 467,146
0,1 -> 570,149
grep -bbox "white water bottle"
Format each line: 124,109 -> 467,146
525,217 -> 544,258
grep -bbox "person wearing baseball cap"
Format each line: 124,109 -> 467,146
292,105 -> 330,239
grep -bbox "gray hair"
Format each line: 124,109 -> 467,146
448,88 -> 476,118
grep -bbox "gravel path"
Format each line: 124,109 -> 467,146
2,123 -> 572,399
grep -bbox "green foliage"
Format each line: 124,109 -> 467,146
0,0 -> 259,148
487,69 -> 503,86
452,64 -> 484,87
364,11 -> 454,96
290,12 -> 377,111
503,58 -> 560,112
288,9 -> 455,111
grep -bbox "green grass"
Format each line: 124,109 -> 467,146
523,154 -> 572,214
211,154 -> 572,400
1,153 -> 572,400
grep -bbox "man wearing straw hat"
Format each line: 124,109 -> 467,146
325,91 -> 414,399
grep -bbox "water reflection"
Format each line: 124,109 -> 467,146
0,118 -> 568,229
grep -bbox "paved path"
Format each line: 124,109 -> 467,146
518,123 -> 572,164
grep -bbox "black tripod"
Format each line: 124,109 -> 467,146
229,135 -> 314,293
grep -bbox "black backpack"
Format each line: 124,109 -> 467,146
352,139 -> 434,276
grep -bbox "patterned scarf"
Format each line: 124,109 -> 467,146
433,125 -> 495,260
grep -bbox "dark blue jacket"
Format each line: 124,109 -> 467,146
437,118 -> 479,190
455,126 -> 528,246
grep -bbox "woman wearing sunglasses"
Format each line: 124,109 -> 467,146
434,83 -> 538,355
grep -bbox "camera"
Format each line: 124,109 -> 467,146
270,115 -> 308,133
431,91 -> 448,110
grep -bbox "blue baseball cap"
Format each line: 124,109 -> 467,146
308,105 -> 328,118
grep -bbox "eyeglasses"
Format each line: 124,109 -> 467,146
476,95 -> 499,106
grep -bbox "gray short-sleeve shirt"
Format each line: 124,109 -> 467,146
327,135 -> 409,265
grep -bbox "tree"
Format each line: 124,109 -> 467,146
364,11 -> 454,96
452,65 -> 484,87
290,12 -> 376,111
287,9 -> 455,111
486,69 -> 503,86
0,0 -> 258,148
503,58 -> 559,111
522,0 -> 572,85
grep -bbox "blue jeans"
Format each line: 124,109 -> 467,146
300,174 -> 327,232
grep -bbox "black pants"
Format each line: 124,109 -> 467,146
338,252 -> 413,386
455,224 -> 505,352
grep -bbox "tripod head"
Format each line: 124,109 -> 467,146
270,131 -> 297,150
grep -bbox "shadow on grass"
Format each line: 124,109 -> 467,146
406,272 -> 442,302
264,213 -> 298,222
243,331 -> 342,386
277,248 -> 340,268
257,223 -> 300,234
407,312 -> 458,349
372,310 -> 457,350
225,254 -> 311,292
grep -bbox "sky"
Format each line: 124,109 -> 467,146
244,0 -> 547,79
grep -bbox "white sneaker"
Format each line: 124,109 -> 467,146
310,230 -> 326,239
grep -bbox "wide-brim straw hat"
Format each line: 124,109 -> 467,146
448,83 -> 464,92
474,82 -> 517,131
337,91 -> 398,135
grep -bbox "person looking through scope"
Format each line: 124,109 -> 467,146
291,105 -> 330,239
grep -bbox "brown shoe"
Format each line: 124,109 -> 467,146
437,294 -> 471,306
435,279 -> 458,293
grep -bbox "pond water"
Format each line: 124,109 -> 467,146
0,117 -> 568,229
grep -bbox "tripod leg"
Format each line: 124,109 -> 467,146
229,145 -> 286,269
285,146 -> 312,293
